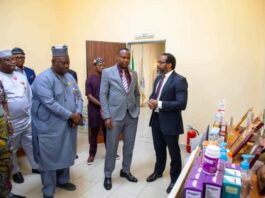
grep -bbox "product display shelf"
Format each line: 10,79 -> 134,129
168,146 -> 200,198
167,146 -> 263,198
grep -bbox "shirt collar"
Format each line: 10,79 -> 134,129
164,70 -> 174,78
16,66 -> 24,73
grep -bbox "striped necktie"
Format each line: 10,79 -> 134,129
154,75 -> 165,99
122,69 -> 129,92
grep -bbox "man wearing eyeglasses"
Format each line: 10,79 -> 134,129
147,53 -> 188,194
11,47 -> 36,85
0,49 -> 39,184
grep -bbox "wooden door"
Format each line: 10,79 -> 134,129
86,41 -> 126,143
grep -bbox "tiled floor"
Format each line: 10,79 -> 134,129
12,107 -> 188,198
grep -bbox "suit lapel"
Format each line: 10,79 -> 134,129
160,71 -> 176,99
128,69 -> 134,93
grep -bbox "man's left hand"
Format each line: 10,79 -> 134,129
149,99 -> 158,109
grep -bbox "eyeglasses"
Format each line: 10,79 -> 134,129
15,56 -> 25,60
158,61 -> 167,64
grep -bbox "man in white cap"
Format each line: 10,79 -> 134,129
0,49 -> 26,198
31,45 -> 83,198
0,49 -> 39,184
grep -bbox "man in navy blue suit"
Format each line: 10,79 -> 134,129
147,53 -> 188,194
11,47 -> 36,85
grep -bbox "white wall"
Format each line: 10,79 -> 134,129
1,0 -> 265,137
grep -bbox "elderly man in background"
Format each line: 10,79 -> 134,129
0,49 -> 26,198
0,48 -> 39,184
31,45 -> 83,198
11,47 -> 36,85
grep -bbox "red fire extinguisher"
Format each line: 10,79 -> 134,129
186,125 -> 199,153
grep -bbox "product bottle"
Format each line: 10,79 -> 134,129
220,142 -> 227,162
240,154 -> 254,198
227,151 -> 233,163
219,119 -> 227,143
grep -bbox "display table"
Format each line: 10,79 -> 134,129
167,146 -> 264,198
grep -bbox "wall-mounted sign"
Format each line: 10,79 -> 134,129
134,33 -> 155,40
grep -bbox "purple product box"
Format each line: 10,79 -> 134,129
184,179 -> 204,198
204,173 -> 223,198
217,160 -> 225,171
225,163 -> 240,171
188,171 -> 207,180
188,166 -> 203,179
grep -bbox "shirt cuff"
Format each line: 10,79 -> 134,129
158,101 -> 162,109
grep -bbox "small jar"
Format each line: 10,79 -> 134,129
202,145 -> 220,174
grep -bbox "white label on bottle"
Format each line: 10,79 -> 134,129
205,184 -> 221,198
186,190 -> 201,198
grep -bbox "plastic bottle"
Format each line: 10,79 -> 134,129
220,142 -> 227,162
240,154 -> 254,198
227,150 -> 233,163
202,145 -> 220,174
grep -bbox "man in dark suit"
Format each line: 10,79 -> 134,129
11,47 -> 36,85
147,53 -> 188,194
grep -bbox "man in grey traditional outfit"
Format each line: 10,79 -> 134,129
0,49 -> 39,184
31,45 -> 83,198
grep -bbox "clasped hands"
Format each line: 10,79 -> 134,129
148,99 -> 158,110
70,113 -> 82,128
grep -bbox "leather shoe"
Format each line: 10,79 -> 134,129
166,182 -> 175,193
32,169 -> 40,174
146,172 -> 163,182
12,172 -> 24,183
104,177 -> 112,190
43,195 -> 54,198
56,182 -> 76,191
120,170 -> 138,182
8,193 -> 26,198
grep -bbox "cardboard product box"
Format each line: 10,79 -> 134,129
222,175 -> 241,198
225,163 -> 240,171
224,168 -> 241,178
188,166 -> 206,180
217,160 -> 225,171
184,179 -> 204,198
204,172 -> 223,198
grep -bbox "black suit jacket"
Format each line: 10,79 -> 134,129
149,71 -> 188,135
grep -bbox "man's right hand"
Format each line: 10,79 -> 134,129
70,113 -> 82,124
104,118 -> 113,129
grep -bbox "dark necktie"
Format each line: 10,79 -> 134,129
154,75 -> 165,99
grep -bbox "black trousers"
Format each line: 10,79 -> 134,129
151,113 -> 182,183
89,126 -> 106,157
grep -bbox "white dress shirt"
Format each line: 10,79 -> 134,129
155,70 -> 173,112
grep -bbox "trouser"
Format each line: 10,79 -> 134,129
104,112 -> 138,178
40,168 -> 70,196
0,146 -> 12,198
151,113 -> 182,183
89,126 -> 106,157
11,126 -> 38,174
